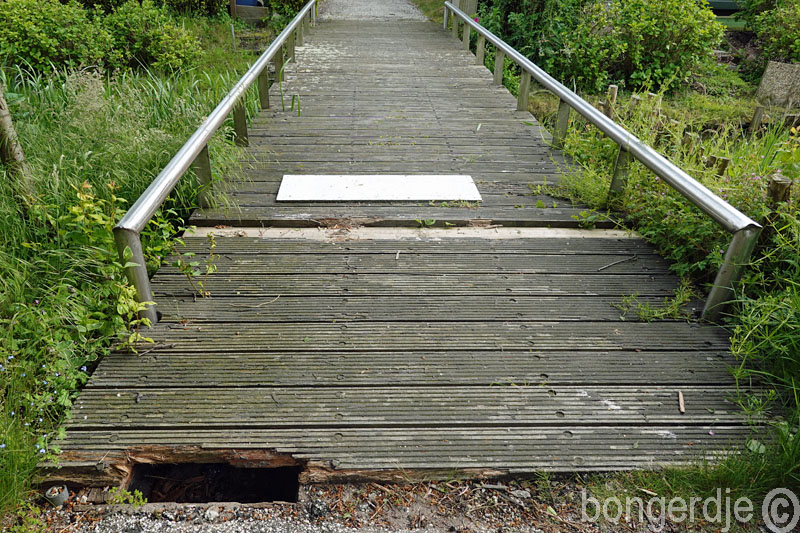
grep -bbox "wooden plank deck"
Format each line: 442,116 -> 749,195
45,18 -> 749,487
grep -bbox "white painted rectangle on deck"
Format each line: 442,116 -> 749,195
276,174 -> 482,201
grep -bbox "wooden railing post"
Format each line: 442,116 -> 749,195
608,145 -> 632,203
274,45 -> 285,82
475,34 -> 485,66
192,144 -> 213,208
289,31 -> 296,62
257,68 -> 270,110
443,6 -> 449,30
462,23 -> 470,50
552,99 -> 570,149
297,18 -> 304,46
452,18 -> 459,39
233,102 -> 248,146
493,49 -> 505,84
517,70 -> 530,111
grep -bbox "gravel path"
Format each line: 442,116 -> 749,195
318,0 -> 427,21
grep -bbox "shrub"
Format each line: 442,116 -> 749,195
269,0 -> 306,13
160,0 -> 228,16
755,0 -> 800,63
737,0 -> 777,29
0,0 -> 113,71
552,0 -> 724,91
103,0 -> 201,71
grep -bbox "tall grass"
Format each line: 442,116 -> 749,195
0,13 -> 259,515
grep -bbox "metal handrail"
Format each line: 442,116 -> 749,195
114,0 -> 317,325
444,1 -> 761,321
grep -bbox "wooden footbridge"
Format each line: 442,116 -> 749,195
44,1 -> 762,490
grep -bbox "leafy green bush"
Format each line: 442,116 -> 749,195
0,0 -> 113,71
269,0 -> 306,13
160,0 -> 228,16
103,0 -> 201,71
755,0 -> 800,63
553,0 -> 724,91
477,0 -> 722,91
737,0 -> 776,29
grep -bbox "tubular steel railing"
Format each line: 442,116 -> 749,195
444,1 -> 760,321
113,0 -> 317,325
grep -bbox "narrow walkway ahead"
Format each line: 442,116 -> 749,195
47,7 -> 748,488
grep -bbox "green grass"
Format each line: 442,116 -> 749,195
0,12 -> 262,517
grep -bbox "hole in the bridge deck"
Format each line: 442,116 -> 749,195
127,463 -> 300,503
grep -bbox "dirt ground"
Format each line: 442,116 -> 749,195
20,477 -> 764,532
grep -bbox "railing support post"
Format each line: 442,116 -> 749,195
517,70 -> 530,111
274,46 -> 284,82
702,226 -> 761,322
289,31 -> 296,62
257,68 -> 270,110
552,99 -> 570,149
608,145 -> 632,200
233,102 -> 248,146
297,19 -> 304,46
452,17 -> 459,38
192,144 -> 213,208
443,7 -> 449,30
493,49 -> 504,84
113,228 -> 158,326
304,11 -> 310,34
476,34 -> 485,66
462,23 -> 470,50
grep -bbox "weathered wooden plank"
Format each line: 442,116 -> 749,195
188,206 -> 604,228
151,273 -> 681,297
154,295 -> 673,323
67,386 -> 743,430
175,237 -> 659,256
52,426 -> 749,476
89,349 -> 736,388
139,321 -> 729,352
156,253 -> 671,276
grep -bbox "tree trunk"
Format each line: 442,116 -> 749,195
0,87 -> 35,202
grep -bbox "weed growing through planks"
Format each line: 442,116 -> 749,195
173,233 -> 219,298
415,218 -> 436,228
613,279 -> 697,322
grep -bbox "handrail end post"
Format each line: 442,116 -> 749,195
113,226 -> 158,326
701,225 -> 761,322
443,6 -> 449,30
